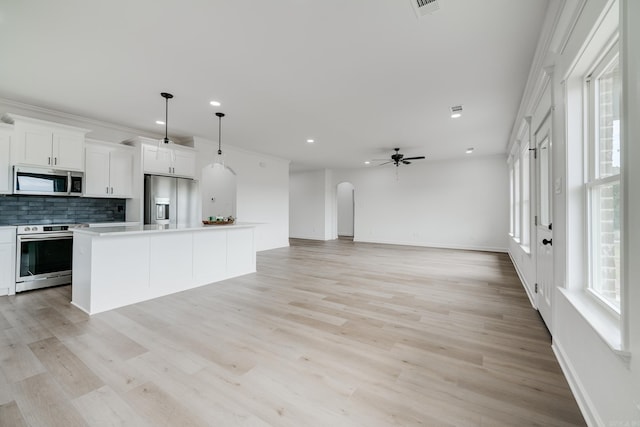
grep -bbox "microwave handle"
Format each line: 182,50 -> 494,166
67,171 -> 72,195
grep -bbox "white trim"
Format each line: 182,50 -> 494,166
559,287 -> 629,357
0,97 -> 164,140
354,238 -> 507,253
508,251 -> 536,308
552,340 -> 604,427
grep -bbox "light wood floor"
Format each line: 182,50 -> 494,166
0,239 -> 585,426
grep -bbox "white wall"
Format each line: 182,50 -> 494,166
193,137 -> 290,252
507,0 -> 640,424
289,169 -> 332,240
337,182 -> 354,236
331,155 -> 509,251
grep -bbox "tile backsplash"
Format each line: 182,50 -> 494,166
0,195 -> 126,225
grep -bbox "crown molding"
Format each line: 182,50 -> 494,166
0,96 -> 165,141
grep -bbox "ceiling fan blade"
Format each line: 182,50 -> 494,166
377,161 -> 393,166
403,156 -> 425,161
403,161 -> 411,164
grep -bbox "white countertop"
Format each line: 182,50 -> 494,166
73,222 -> 258,236
0,226 -> 17,230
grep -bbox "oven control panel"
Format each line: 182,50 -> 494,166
17,224 -> 73,235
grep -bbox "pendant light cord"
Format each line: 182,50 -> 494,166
216,112 -> 225,155
165,97 -> 168,143
160,92 -> 173,144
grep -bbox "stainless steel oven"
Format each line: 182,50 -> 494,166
16,224 -> 76,292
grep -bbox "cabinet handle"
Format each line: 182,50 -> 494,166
48,157 -> 51,165
111,187 -> 114,194
106,186 -> 109,194
54,157 -> 57,165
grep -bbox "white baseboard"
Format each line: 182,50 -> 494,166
508,251 -> 536,308
353,238 -> 507,253
552,341 -> 602,427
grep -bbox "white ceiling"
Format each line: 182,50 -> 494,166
0,0 -> 549,170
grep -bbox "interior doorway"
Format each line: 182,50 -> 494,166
534,112 -> 553,333
201,164 -> 237,219
337,182 -> 354,238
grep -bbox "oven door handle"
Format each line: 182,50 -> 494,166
18,233 -> 73,242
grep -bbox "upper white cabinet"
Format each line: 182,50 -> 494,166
2,114 -> 89,171
85,141 -> 134,198
142,143 -> 196,179
0,125 -> 12,194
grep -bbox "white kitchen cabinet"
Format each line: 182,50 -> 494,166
142,144 -> 196,179
2,114 -> 88,171
85,141 -> 133,198
0,126 -> 11,194
0,228 -> 16,296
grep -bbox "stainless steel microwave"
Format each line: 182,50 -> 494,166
13,166 -> 83,196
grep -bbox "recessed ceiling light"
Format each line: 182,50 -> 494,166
451,113 -> 462,119
210,101 -> 221,107
450,105 -> 463,118
306,139 -> 315,144
466,148 -> 474,154
364,161 -> 371,165
155,120 -> 165,125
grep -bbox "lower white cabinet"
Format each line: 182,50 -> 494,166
0,228 -> 16,296
84,141 -> 134,198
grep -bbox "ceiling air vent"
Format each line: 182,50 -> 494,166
411,0 -> 440,17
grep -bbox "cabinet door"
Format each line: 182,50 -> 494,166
23,129 -> 53,166
172,149 -> 196,178
0,133 -> 10,194
84,146 -> 111,196
0,229 -> 16,296
143,145 -> 172,175
52,132 -> 84,170
109,149 -> 133,197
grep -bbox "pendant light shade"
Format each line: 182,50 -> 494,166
160,92 -> 173,144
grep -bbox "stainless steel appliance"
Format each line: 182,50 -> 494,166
15,223 -> 86,292
14,166 -> 83,196
144,174 -> 197,226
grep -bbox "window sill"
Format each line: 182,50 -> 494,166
559,288 -> 630,363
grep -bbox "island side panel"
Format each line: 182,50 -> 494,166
90,234 -> 151,314
71,232 -> 93,314
227,227 -> 256,277
193,229 -> 228,285
149,232 -> 194,295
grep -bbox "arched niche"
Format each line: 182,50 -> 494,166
201,163 -> 237,219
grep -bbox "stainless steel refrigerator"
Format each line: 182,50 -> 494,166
144,174 -> 198,225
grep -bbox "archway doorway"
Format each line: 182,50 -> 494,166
337,182 -> 354,238
201,164 -> 237,219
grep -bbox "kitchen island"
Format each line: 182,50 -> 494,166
71,223 -> 256,314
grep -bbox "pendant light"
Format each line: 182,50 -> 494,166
215,112 -> 225,165
160,92 -> 173,144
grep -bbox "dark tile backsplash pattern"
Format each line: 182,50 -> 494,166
0,195 -> 126,225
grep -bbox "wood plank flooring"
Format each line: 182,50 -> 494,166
0,238 -> 586,426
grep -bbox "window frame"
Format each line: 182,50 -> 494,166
584,42 -> 622,315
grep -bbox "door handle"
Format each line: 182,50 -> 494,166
542,238 -> 552,246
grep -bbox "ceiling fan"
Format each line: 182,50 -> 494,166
377,148 -> 426,167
